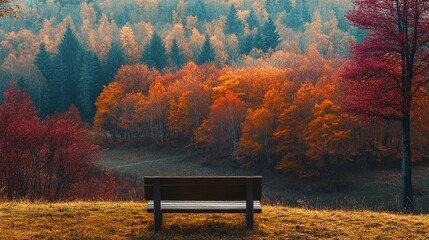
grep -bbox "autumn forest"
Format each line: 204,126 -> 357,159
0,0 -> 429,213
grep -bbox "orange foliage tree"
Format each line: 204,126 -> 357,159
274,83 -> 320,176
197,91 -> 246,157
114,64 -> 158,94
118,93 -> 147,138
305,100 -> 351,180
167,63 -> 219,142
94,82 -> 123,141
146,81 -> 170,149
235,89 -> 287,169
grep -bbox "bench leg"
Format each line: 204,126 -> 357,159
246,178 -> 254,229
246,211 -> 254,229
154,179 -> 162,231
154,211 -> 162,232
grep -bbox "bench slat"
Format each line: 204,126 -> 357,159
147,201 -> 262,213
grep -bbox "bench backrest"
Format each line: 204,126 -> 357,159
144,176 -> 261,201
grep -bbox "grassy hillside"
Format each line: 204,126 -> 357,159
0,202 -> 428,239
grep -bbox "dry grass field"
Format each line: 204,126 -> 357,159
0,201 -> 428,239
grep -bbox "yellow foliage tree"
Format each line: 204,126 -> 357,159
120,25 -> 139,64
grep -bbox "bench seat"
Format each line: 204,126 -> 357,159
144,176 -> 262,231
147,200 -> 262,213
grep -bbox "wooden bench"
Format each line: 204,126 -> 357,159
144,176 -> 262,231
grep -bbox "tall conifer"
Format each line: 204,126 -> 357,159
35,43 -> 53,82
104,42 -> 125,85
170,38 -> 186,70
246,9 -> 260,31
224,4 -> 243,36
55,25 -> 83,111
261,17 -> 280,52
197,35 -> 215,65
78,51 -> 100,122
140,33 -> 168,71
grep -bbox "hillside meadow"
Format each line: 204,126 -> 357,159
0,201 -> 428,239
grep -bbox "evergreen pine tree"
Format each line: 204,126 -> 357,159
16,77 -> 30,92
188,0 -> 208,21
283,4 -> 305,31
197,34 -> 215,65
55,25 -> 83,111
252,28 -> 264,51
51,63 -> 68,113
89,53 -> 103,104
246,9 -> 260,30
265,0 -> 275,16
78,51 -> 100,122
170,38 -> 186,70
157,2 -> 174,24
140,33 -> 168,71
104,42 -> 125,85
301,0 -> 312,23
35,43 -> 53,81
281,0 -> 292,13
239,34 -> 255,55
92,1 -> 102,21
261,17 -> 280,52
78,55 -> 93,121
34,43 -> 53,116
224,4 -> 243,36
140,43 -> 151,66
266,0 -> 291,17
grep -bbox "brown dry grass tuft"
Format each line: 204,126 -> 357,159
0,201 -> 428,239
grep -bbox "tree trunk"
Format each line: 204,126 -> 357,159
401,115 -> 413,212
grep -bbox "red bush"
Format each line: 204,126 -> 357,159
0,84 -> 99,200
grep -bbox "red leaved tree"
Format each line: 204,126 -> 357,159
0,83 -> 42,200
342,0 -> 429,212
43,110 -> 99,200
0,84 -> 99,200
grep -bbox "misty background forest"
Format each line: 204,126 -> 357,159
1,0 -> 359,119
